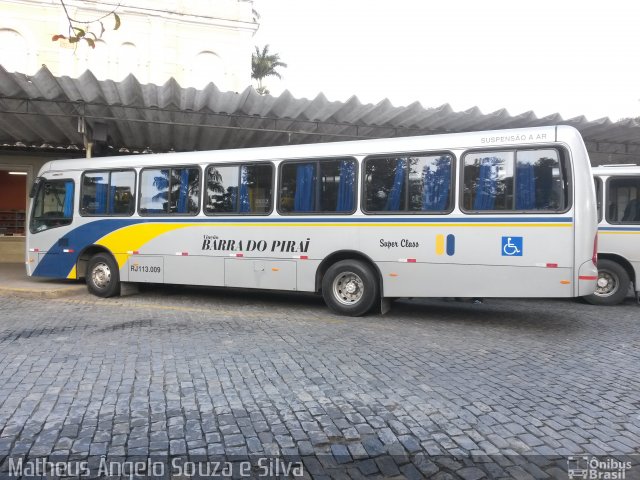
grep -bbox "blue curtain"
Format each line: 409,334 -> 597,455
622,199 -> 640,221
63,181 -> 74,218
95,182 -> 108,214
537,166 -> 553,209
239,166 -> 250,212
473,157 -> 500,210
294,164 -> 315,212
422,158 -> 451,211
385,158 -> 406,211
177,169 -> 189,213
108,185 -> 117,213
515,163 -> 536,210
336,160 -> 355,212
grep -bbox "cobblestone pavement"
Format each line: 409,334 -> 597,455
0,286 -> 638,479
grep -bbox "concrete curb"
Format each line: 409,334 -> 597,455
0,285 -> 86,299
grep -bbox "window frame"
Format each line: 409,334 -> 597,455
79,169 -> 137,217
459,146 -> 572,214
29,177 -> 76,234
361,151 -> 456,215
203,161 -> 275,216
138,165 -> 202,216
594,176 -> 603,223
276,157 -> 359,216
604,175 -> 640,225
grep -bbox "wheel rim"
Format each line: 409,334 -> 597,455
595,270 -> 618,297
332,271 -> 364,306
91,262 -> 111,289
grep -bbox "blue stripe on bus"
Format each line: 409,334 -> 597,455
599,226 -> 640,231
32,220 -> 132,277
31,216 -> 574,278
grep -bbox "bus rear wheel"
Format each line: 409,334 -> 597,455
322,260 -> 378,316
584,259 -> 630,306
86,253 -> 121,298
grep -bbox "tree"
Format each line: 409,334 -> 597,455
51,0 -> 121,49
251,45 -> 287,95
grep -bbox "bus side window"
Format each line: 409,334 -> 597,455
462,149 -> 566,212
279,158 -> 356,214
110,171 -> 136,215
205,164 -> 273,214
170,168 -> 200,214
82,172 -> 109,214
463,152 -> 514,211
140,167 -> 200,215
81,170 -> 135,216
608,176 -> 640,223
363,154 -> 452,213
515,149 -> 565,211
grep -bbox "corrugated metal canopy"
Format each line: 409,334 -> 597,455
1,65 -> 640,164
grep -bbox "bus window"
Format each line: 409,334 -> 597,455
30,179 -> 74,232
140,167 -> 200,215
81,170 -> 135,216
279,158 -> 356,214
594,177 -> 603,222
111,171 -> 136,214
607,177 -> 640,223
515,150 -> 565,210
463,151 -> 514,211
205,164 -> 273,214
363,154 -> 453,213
463,149 -> 566,212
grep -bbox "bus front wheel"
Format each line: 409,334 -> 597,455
584,259 -> 630,306
86,253 -> 121,298
322,260 -> 378,316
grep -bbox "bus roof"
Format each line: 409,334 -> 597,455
592,164 -> 640,176
40,125 -> 579,173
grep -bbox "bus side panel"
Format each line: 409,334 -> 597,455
598,231 -> 640,292
598,233 -> 640,265
380,263 -> 574,298
224,258 -> 297,290
363,221 -> 575,298
163,256 -> 225,287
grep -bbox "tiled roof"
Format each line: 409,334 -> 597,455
1,66 -> 639,162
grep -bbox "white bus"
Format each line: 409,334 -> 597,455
26,125 -> 598,316
586,165 -> 640,305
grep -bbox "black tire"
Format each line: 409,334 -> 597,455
583,259 -> 630,306
86,253 -> 121,298
322,260 -> 379,316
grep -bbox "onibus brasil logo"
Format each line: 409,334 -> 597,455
567,456 -> 633,479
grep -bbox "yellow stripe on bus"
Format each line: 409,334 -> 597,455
99,222 -> 572,228
88,221 -> 573,270
435,234 -> 445,255
96,223 -> 194,268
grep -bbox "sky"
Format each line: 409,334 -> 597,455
253,0 -> 640,121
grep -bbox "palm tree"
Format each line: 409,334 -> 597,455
251,45 -> 287,95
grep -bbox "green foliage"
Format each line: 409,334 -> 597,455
251,45 -> 287,95
51,0 -> 121,50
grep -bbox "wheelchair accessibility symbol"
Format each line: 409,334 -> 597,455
502,236 -> 523,256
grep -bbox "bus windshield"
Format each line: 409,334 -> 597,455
30,179 -> 74,233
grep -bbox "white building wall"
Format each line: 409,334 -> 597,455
0,0 -> 258,91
